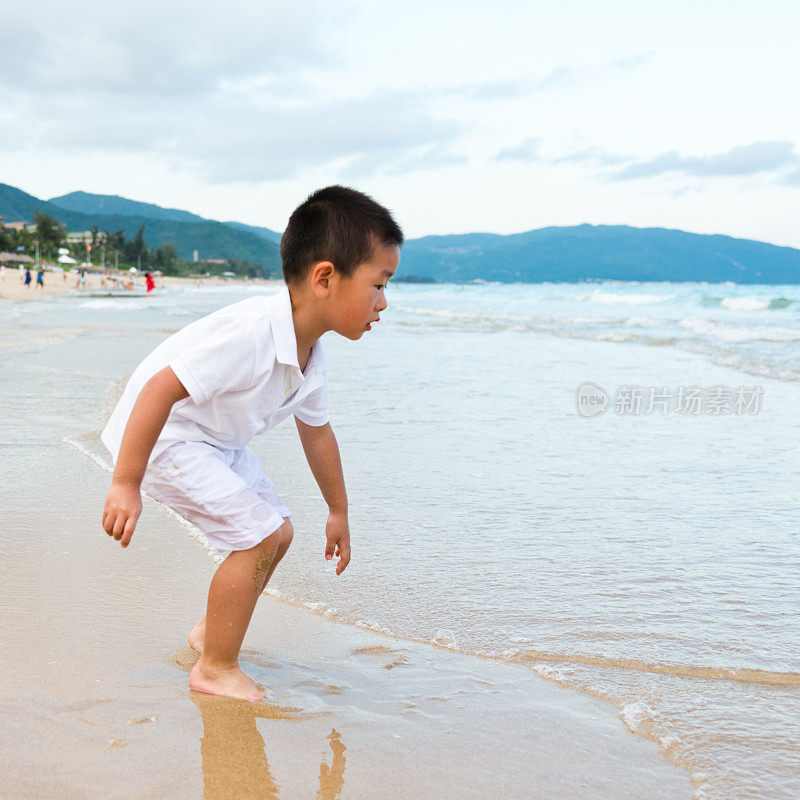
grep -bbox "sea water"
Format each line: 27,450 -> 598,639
2,280 -> 798,800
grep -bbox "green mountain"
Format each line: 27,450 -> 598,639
0,183 -> 280,268
400,225 -> 800,284
0,182 -> 72,222
49,190 -> 283,244
222,220 -> 282,244
49,191 -> 207,224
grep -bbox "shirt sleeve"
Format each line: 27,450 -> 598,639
169,319 -> 259,405
293,379 -> 330,427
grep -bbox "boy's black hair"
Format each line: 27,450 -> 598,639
280,185 -> 403,285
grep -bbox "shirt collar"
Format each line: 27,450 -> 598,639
266,285 -> 326,375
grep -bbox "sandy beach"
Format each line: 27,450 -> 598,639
0,287 -> 697,798
0,421 -> 692,799
0,270 -> 269,302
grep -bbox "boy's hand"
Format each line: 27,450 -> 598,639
102,481 -> 142,549
324,511 -> 350,575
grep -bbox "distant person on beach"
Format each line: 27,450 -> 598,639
145,272 -> 156,293
0,265 -> 6,281
36,269 -> 44,290
19,264 -> 25,283
100,186 -> 402,702
24,268 -> 32,287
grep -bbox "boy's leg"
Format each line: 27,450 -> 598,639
190,521 -> 291,702
189,518 -> 293,652
259,517 -> 293,591
142,442 -> 294,701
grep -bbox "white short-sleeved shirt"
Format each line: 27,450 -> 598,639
101,286 -> 329,466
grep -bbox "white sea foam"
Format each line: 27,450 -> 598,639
594,332 -> 634,342
63,435 -> 114,472
720,297 -> 770,311
679,317 -> 800,342
561,316 -> 623,324
78,299 -> 161,311
586,290 -> 677,305
432,629 -> 457,647
620,700 -> 655,732
624,316 -> 664,327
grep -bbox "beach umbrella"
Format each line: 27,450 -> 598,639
128,267 -> 138,273
58,254 -> 78,264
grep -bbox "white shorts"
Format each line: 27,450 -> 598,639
141,441 -> 290,553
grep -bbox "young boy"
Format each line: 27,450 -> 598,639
100,186 -> 402,702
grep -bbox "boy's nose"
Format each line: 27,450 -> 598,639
376,294 -> 388,312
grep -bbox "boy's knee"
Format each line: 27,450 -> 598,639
279,518 -> 293,549
255,519 -> 291,556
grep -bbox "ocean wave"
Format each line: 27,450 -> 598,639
721,297 -> 771,311
623,316 -> 666,327
585,290 -> 677,305
701,295 -> 795,310
769,297 -> 794,309
512,648 -> 800,687
78,299 -> 162,311
620,699 -> 657,732
679,318 -> 800,342
676,342 -> 800,382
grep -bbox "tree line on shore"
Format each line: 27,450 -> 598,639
0,212 -> 268,277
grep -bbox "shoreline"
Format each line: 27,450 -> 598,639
0,272 -> 274,302
0,320 -> 695,799
4,436 -> 695,800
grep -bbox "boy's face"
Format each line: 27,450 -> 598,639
330,243 -> 400,340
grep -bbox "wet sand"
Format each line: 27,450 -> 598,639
0,302 -> 695,799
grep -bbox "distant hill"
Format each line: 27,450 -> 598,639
5,182 -> 800,283
0,183 -> 280,268
223,220 -> 283,245
49,191 -> 207,224
0,182 -> 72,222
400,225 -> 800,284
49,190 -> 283,244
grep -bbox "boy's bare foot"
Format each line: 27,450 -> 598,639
188,618 -> 205,653
189,659 -> 270,702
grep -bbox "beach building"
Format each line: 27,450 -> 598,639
0,251 -> 35,266
66,230 -> 108,245
0,220 -> 31,233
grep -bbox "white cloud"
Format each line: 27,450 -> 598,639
4,1 -> 343,97
495,138 -> 540,162
536,141 -> 800,185
613,141 -> 798,180
2,2 -> 463,182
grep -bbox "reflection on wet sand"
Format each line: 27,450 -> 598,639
189,692 -> 346,800
317,729 -> 346,799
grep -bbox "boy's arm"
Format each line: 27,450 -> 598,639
102,366 -> 189,549
294,418 -> 351,576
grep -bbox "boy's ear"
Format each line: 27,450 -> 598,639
310,260 -> 335,297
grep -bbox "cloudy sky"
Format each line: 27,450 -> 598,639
3,0 -> 799,246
